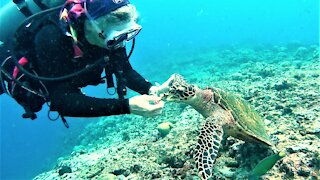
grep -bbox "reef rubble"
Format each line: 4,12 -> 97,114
34,44 -> 319,180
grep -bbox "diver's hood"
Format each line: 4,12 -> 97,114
86,0 -> 130,20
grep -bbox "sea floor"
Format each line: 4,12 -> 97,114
35,43 -> 319,180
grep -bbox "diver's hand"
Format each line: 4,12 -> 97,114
129,95 -> 164,117
149,74 -> 175,96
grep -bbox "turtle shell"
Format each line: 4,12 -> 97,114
212,88 -> 272,146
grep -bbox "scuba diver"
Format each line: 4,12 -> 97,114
0,0 -> 173,127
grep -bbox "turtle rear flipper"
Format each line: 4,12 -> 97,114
194,116 -> 223,179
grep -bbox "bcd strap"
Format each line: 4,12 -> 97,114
105,68 -> 114,88
33,0 -> 49,10
107,50 -> 127,100
115,70 -> 126,100
13,0 -> 33,17
105,67 -> 116,95
61,116 -> 70,128
13,0 -> 50,18
104,64 -> 127,99
48,111 -> 69,128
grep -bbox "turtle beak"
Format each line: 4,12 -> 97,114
161,93 -> 176,102
161,93 -> 170,101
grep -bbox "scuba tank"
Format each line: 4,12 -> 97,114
0,0 -> 65,45
0,0 -> 65,95
0,0 -> 65,117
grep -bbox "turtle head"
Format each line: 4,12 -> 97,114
162,74 -> 196,102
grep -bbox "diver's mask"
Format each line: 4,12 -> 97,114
84,1 -> 141,50
106,25 -> 141,49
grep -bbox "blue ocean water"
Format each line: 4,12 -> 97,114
0,0 -> 318,179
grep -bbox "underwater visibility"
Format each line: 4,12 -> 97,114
0,0 -> 319,179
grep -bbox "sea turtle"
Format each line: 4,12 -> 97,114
161,74 -> 273,179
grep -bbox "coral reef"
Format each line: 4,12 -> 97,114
34,44 -> 319,180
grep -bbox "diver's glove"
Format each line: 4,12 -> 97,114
149,75 -> 175,96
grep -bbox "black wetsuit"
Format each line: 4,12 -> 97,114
32,15 -> 152,117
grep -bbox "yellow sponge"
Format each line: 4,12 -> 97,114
157,122 -> 173,137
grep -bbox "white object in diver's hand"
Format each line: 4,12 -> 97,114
129,95 -> 164,117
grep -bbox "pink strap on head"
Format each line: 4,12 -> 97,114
60,0 -> 87,21
69,3 -> 86,18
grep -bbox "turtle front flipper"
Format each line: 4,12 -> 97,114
194,115 -> 224,179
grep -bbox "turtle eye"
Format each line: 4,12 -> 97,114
169,89 -> 175,94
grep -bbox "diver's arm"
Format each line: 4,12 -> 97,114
49,84 -> 130,117
117,48 -> 153,94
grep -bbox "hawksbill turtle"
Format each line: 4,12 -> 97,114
161,74 -> 273,179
